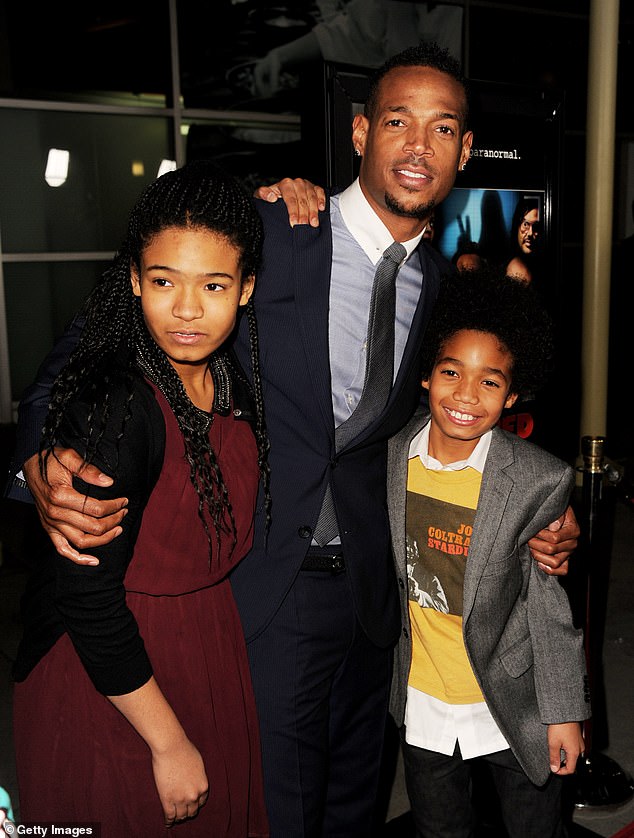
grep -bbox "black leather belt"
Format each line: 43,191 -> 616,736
301,550 -> 345,574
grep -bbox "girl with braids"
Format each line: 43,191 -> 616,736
12,160 -> 270,836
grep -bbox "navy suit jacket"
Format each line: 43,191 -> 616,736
230,197 -> 446,646
7,195 -> 449,650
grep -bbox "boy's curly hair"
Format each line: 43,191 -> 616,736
420,265 -> 554,399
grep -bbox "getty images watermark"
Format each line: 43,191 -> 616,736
1,822 -> 100,836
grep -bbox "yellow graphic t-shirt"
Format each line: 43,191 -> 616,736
406,459 -> 484,704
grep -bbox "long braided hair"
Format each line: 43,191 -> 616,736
41,159 -> 271,560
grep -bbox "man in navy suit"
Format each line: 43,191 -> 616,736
9,43 -> 579,837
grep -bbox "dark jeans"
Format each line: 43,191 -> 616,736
401,735 -> 564,838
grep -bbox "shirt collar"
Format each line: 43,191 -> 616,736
337,178 -> 425,265
408,421 -> 492,474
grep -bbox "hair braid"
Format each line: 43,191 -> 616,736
245,298 -> 272,537
41,256 -> 136,477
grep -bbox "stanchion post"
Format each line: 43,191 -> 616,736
573,436 -> 634,809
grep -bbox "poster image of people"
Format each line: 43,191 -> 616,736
433,188 -> 545,287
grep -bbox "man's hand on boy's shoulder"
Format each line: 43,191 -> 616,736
253,178 -> 325,228
528,505 -> 580,576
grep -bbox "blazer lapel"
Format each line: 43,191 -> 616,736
387,409 -> 430,573
463,429 -> 515,621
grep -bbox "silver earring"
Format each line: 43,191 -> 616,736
354,148 -> 361,157
461,163 -> 466,171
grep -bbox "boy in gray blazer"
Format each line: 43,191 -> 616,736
387,266 -> 590,837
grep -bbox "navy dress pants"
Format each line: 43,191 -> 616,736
246,566 -> 393,837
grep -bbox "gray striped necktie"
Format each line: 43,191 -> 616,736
313,241 -> 407,546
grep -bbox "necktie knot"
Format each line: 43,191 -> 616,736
382,241 -> 407,266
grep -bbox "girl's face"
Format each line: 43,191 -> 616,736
131,227 -> 254,374
422,329 -> 518,463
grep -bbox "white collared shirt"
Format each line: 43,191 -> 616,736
404,422 -> 510,759
338,177 -> 424,265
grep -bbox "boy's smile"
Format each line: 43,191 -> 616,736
423,329 -> 518,464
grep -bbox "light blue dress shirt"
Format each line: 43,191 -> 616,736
329,179 -> 426,428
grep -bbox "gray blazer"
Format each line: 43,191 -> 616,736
387,407 -> 591,786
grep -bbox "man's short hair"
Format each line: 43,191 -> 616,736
364,41 -> 469,127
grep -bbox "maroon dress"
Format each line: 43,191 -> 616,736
13,387 -> 268,837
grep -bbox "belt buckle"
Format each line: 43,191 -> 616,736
330,554 -> 345,574
302,550 -> 346,573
